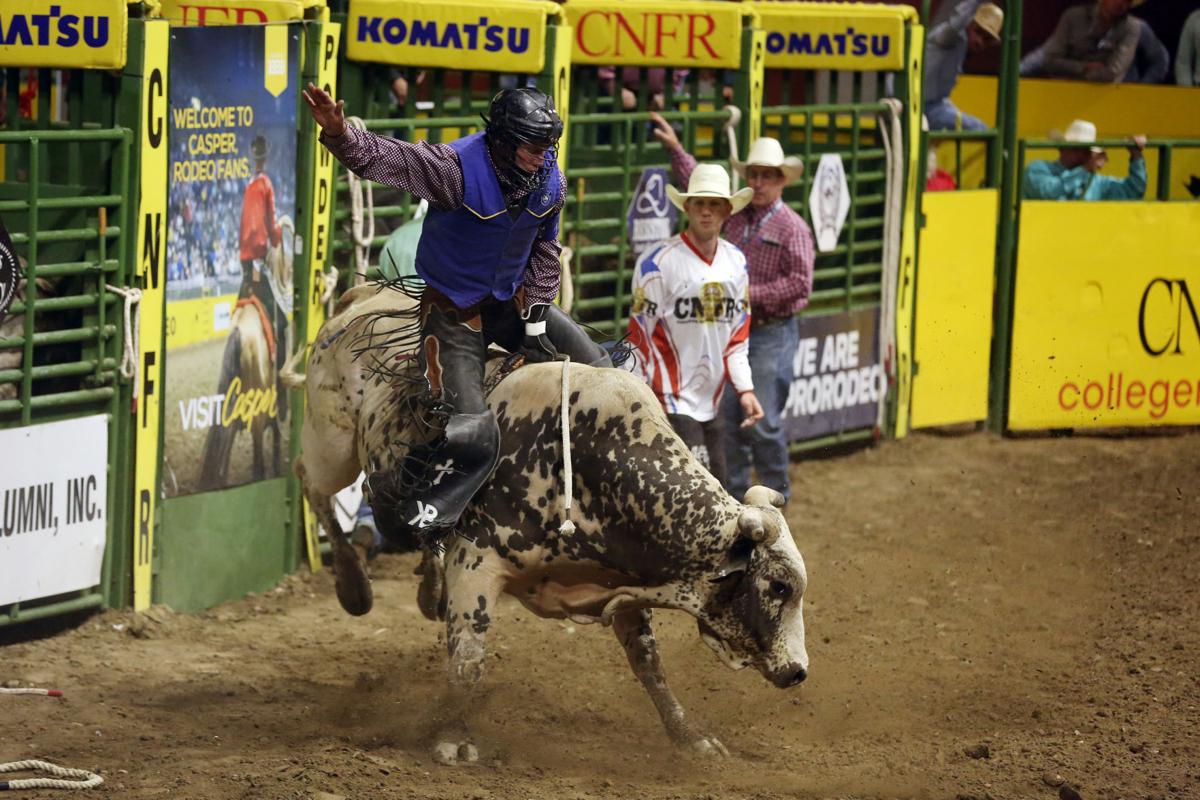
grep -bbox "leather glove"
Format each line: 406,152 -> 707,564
520,302 -> 558,363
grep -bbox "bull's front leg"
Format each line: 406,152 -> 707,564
611,609 -> 730,758
431,541 -> 502,765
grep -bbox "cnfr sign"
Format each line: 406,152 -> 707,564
1009,203 -> 1200,430
0,0 -> 128,69
565,0 -> 745,68
748,1 -> 910,72
347,0 -> 556,72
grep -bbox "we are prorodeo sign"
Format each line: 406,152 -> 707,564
0,415 -> 109,606
0,216 -> 17,325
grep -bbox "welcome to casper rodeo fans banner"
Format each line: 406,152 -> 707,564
163,25 -> 299,497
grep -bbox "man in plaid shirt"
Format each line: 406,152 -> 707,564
650,113 -> 815,504
305,83 -> 610,614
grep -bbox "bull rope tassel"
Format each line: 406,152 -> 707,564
558,357 -> 575,534
0,760 -> 103,791
344,116 -> 375,285
105,284 -> 142,403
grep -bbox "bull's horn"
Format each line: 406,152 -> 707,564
737,507 -> 777,545
743,486 -> 786,509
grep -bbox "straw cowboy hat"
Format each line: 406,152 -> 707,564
973,3 -> 1004,41
667,164 -> 754,215
1052,119 -> 1104,153
731,137 -> 805,185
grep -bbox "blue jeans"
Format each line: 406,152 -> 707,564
924,98 -> 986,132
720,316 -> 799,502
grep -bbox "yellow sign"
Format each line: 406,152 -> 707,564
1010,202 -> 1200,430
0,0 -> 128,69
565,0 -> 743,68
160,0 -> 306,25
165,293 -> 239,349
892,22 -> 920,439
549,21 -> 571,172
911,189 -> 997,429
750,2 -> 908,72
302,21 -> 341,573
263,24 -> 289,97
347,0 -> 552,72
133,20 -> 170,611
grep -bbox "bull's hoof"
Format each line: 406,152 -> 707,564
681,734 -> 730,758
431,738 -> 479,766
333,539 -> 373,616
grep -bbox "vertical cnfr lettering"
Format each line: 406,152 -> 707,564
138,489 -> 152,565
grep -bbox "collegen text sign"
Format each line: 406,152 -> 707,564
749,2 -> 907,72
0,0 -> 128,69
566,0 -> 743,68
347,0 -> 553,72
1009,202 -> 1200,430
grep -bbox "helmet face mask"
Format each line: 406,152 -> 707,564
483,88 -> 563,190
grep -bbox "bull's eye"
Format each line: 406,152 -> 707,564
768,580 -> 791,599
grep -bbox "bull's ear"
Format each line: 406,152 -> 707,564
711,536 -> 755,582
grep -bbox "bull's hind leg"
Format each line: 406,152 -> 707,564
611,609 -> 730,758
296,460 -> 373,616
431,539 -> 503,765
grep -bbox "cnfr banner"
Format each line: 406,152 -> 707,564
1010,203 -> 1200,430
164,24 -> 300,496
749,2 -> 909,72
781,308 -> 885,442
0,0 -> 128,69
566,0 -> 744,68
161,0 -> 308,26
347,0 -> 555,72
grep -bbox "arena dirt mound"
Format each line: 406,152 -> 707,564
2,432 -> 1198,800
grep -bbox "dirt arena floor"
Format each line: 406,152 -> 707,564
3,431 -> 1198,800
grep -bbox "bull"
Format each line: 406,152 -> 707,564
288,284 -> 810,763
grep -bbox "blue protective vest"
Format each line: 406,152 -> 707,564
415,132 -> 560,308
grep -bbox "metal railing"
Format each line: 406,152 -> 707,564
1017,138 -> 1200,202
927,128 -> 1001,190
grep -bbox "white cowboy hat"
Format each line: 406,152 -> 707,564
1052,119 -> 1103,154
667,163 -> 754,215
731,137 -> 805,185
973,3 -> 1004,41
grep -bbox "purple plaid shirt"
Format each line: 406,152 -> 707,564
670,149 -> 815,321
319,126 -> 565,308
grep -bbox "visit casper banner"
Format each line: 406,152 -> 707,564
750,2 -> 906,71
781,308 -> 885,442
164,24 -> 299,497
1009,202 -> 1200,430
0,0 -> 128,69
0,415 -> 108,606
161,0 -> 308,26
567,0 -> 743,68
347,0 -> 552,72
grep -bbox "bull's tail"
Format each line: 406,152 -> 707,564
280,340 -> 309,389
198,327 -> 244,491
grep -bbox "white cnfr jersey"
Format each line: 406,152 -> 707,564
626,233 -> 752,422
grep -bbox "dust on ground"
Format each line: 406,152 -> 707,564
3,431 -> 1198,800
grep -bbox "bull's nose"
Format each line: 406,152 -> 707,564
787,667 -> 807,687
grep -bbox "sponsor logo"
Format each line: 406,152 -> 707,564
0,216 -> 17,325
1138,278 -> 1198,356
178,376 -> 277,431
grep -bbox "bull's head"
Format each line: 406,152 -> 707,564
697,486 -> 809,689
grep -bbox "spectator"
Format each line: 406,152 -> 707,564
1021,0 -> 1143,83
1177,8 -> 1200,86
651,112 -> 814,501
625,164 -> 764,485
924,1 -> 1005,131
1021,119 -> 1147,200
1123,19 -> 1169,83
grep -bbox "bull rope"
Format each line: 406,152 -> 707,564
0,760 -> 103,791
876,98 -> 904,433
2,688 -> 103,791
105,285 -> 141,403
558,357 -> 575,535
345,116 -> 375,285
723,105 -> 742,191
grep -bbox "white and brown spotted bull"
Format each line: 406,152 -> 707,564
288,284 -> 809,763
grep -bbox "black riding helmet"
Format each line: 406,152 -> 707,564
482,88 -> 563,190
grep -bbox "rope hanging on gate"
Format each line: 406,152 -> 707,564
876,98 -> 904,433
0,760 -> 103,791
344,116 -> 375,285
723,105 -> 743,191
558,357 -> 575,535
105,284 -> 142,402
